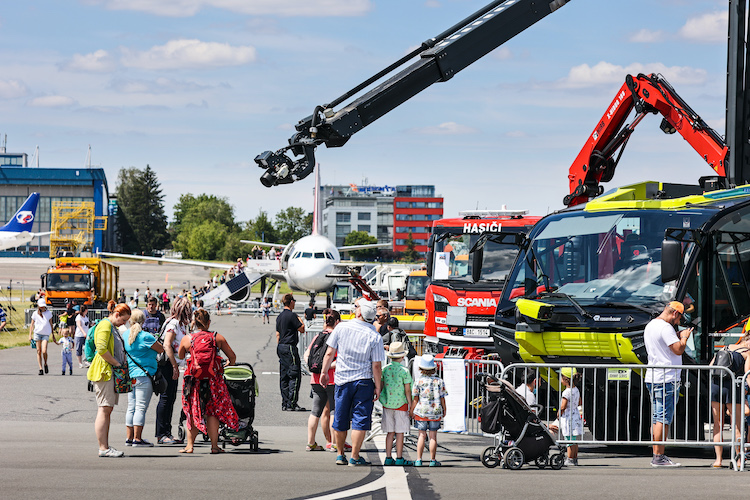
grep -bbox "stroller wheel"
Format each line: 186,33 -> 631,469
503,447 -> 524,470
535,455 -> 549,469
481,446 -> 500,468
550,453 -> 564,470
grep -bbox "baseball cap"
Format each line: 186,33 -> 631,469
37,298 -> 47,308
560,367 -> 576,379
669,301 -> 684,314
359,299 -> 377,322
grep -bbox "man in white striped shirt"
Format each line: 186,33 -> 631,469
320,299 -> 385,466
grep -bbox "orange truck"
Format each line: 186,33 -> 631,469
42,257 -> 119,308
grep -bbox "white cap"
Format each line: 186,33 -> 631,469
358,299 -> 377,322
37,298 -> 47,308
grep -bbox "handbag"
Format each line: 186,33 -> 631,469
126,350 -> 169,395
154,319 -> 172,367
112,361 -> 133,393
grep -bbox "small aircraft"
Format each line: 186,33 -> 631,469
99,166 -> 388,307
0,192 -> 52,251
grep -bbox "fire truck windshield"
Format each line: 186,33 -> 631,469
501,209 -> 713,309
431,229 -> 519,282
46,273 -> 91,292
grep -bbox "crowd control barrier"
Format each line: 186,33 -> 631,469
499,363 -> 749,471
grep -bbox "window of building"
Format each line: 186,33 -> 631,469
336,225 -> 351,236
336,213 -> 351,223
427,202 -> 443,208
396,202 -> 410,208
358,225 -> 370,233
396,214 -> 410,221
358,212 -> 371,220
396,239 -> 407,245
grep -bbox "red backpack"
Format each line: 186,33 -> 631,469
188,331 -> 218,380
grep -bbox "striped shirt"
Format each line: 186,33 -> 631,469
327,318 -> 385,385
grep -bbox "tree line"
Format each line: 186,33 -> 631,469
114,166 -> 420,262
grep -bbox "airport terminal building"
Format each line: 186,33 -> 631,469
320,183 -> 443,253
0,149 -> 112,256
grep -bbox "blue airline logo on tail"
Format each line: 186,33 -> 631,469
1,193 -> 40,233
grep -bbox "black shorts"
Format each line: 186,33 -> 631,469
710,379 -> 744,404
311,383 -> 335,418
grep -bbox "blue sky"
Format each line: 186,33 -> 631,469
0,0 -> 731,224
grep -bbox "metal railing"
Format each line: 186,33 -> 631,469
498,363 -> 749,471
24,307 -> 111,328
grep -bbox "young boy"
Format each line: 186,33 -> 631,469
57,328 -> 74,375
380,341 -> 414,466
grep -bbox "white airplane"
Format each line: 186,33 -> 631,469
0,192 -> 52,251
99,165 -> 388,306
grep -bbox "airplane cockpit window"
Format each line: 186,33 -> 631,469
315,252 -> 325,259
301,252 -> 313,258
326,252 -> 334,259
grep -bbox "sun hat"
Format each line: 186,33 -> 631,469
37,298 -> 47,308
560,367 -> 576,379
358,299 -> 377,323
387,341 -> 408,358
419,354 -> 436,371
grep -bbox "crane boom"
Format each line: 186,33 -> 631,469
255,0 -> 572,187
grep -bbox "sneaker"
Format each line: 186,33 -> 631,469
429,460 -> 441,467
564,458 -> 575,467
343,442 -> 352,452
69,369 -> 73,375
348,457 -> 372,467
306,442 -> 324,451
336,454 -> 348,465
44,364 -> 48,374
383,457 -> 396,466
395,457 -> 414,466
61,372 -> 65,376
79,363 -> 84,369
125,439 -> 133,446
132,439 -> 154,447
325,443 -> 336,452
84,361 -> 91,368
99,447 -> 124,458
414,459 -> 423,467
289,404 -> 307,412
573,458 -> 580,466
651,454 -> 681,467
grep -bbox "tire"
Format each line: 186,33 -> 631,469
503,447 -> 524,470
251,431 -> 259,451
481,446 -> 500,468
550,453 -> 564,470
535,455 -> 549,469
177,423 -> 186,442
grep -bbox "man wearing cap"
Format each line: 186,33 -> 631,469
276,293 -> 306,412
644,301 -> 693,467
320,298 -> 386,466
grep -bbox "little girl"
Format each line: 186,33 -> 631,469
57,329 -> 74,375
558,367 -> 583,466
409,355 -> 448,467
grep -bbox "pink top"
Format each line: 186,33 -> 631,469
309,331 -> 335,386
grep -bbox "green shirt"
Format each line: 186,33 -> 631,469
380,361 -> 412,410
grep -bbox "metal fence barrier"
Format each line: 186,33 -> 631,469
497,363 -> 749,471
24,307 -> 111,328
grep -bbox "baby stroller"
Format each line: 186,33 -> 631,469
221,362 -> 259,451
477,373 -> 565,470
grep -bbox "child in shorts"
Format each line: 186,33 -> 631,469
57,328 -> 74,375
380,342 -> 413,466
558,367 -> 583,466
410,354 -> 447,467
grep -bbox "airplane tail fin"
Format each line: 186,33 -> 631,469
0,192 -> 40,233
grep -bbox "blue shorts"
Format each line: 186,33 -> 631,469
415,419 -> 441,431
333,379 -> 375,432
646,381 -> 679,425
75,337 -> 86,356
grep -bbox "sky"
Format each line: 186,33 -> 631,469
0,0 -> 733,224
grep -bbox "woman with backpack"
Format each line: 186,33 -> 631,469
177,308 -> 239,454
710,331 -> 750,468
87,301 -> 131,458
304,310 -> 340,452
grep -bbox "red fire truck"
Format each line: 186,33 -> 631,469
424,209 -> 540,353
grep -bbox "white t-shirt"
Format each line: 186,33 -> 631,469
164,318 -> 187,366
515,383 -> 537,408
75,315 -> 89,338
31,310 -> 53,335
644,317 -> 682,383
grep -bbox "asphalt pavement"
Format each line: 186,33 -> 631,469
1,259 -> 749,499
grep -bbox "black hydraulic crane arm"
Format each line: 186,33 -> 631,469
255,0 -> 572,187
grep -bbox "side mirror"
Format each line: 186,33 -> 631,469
425,251 -> 433,278
472,247 -> 484,283
661,239 -> 682,282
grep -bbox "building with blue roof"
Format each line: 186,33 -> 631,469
0,149 -> 112,256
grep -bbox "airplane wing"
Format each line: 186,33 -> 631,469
337,242 -> 391,252
32,231 -> 53,238
239,240 -> 288,249
98,252 -> 234,270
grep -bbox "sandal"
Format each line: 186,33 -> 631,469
178,448 -> 193,454
306,442 -> 324,451
210,448 -> 225,454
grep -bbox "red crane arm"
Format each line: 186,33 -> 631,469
564,73 -> 728,207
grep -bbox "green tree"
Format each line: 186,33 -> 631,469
342,231 -> 379,260
172,194 -> 238,259
176,220 -> 227,260
275,207 -> 311,243
115,165 -> 169,254
401,232 -> 420,262
246,210 -> 278,244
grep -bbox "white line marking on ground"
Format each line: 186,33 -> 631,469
261,371 -> 280,375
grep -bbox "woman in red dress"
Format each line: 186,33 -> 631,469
178,308 -> 239,454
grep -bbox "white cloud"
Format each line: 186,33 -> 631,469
0,79 -> 29,99
109,77 -> 211,94
412,122 -> 477,135
27,95 -> 76,108
679,11 -> 727,43
556,61 -> 708,89
629,29 -> 665,43
62,49 -> 117,72
99,0 -> 372,17
121,39 -> 256,70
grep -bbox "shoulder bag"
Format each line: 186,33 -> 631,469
125,350 -> 168,395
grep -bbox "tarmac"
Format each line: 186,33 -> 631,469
1,259 -> 749,499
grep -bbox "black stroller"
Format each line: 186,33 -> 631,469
177,362 -> 259,451
477,374 -> 565,470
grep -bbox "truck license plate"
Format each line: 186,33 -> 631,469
464,328 -> 489,337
